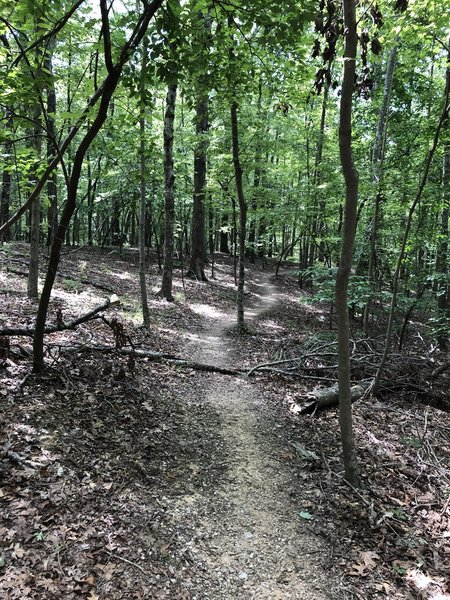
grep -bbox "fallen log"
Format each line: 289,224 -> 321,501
299,381 -> 372,415
104,346 -> 243,376
0,299 -> 119,337
50,344 -> 244,376
247,355 -> 338,378
431,361 -> 450,378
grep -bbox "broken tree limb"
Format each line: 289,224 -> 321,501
431,361 -> 450,378
0,299 -> 119,337
54,344 -> 245,376
247,355 -> 339,377
299,380 -> 372,415
114,347 -> 243,376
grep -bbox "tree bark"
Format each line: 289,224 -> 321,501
27,103 -> 42,299
188,13 -> 210,280
1,107 -> 12,242
436,47 -> 450,351
0,34 -> 12,242
335,0 -> 360,487
188,94 -> 208,280
46,40 -> 58,248
139,40 -> 150,327
363,43 -> 397,333
231,100 -> 247,331
316,84 -> 329,262
247,81 -> 263,264
158,82 -> 177,301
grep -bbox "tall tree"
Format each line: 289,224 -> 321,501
0,33 -> 12,242
363,43 -> 398,333
32,0 -> 164,371
158,82 -> 178,301
436,45 -> 450,351
27,104 -> 42,300
139,38 -> 150,327
46,38 -> 58,248
335,0 -> 360,487
187,12 -> 210,281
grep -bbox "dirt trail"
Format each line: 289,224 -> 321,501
168,273 -> 338,599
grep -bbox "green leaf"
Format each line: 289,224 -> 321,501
298,511 -> 313,520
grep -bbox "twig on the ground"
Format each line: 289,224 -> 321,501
15,373 -> 31,391
108,553 -> 154,577
3,447 -> 45,469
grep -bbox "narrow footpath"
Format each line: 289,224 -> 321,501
163,272 -> 339,599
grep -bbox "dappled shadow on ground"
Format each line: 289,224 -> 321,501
1,247 -> 450,599
237,272 -> 450,600
1,354 -> 232,598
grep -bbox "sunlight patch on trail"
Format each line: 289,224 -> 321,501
174,273 -> 336,599
189,303 -> 228,319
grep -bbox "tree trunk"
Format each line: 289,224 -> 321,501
316,84 -> 329,262
32,0 -> 163,371
335,0 -> 360,487
158,82 -> 177,301
0,35 -> 12,243
363,43 -> 397,333
247,80 -> 263,264
231,100 -> 247,331
188,94 -> 208,280
436,46 -> 450,352
139,40 -> 150,327
1,107 -> 12,242
46,41 -> 58,248
87,158 -> 94,244
219,211 -> 229,253
28,103 -> 42,300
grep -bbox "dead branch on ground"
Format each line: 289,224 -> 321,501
0,299 -> 119,337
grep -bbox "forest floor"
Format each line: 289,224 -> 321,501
1,244 -> 450,599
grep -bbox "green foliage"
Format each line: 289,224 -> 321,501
0,0 -> 448,347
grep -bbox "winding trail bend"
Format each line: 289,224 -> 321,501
171,272 -> 338,599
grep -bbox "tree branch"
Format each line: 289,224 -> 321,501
0,300 -> 118,337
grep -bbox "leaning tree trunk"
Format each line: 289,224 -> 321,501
32,0 -> 164,371
335,0 -> 360,487
139,40 -> 150,327
158,82 -> 177,302
230,100 -> 247,331
363,43 -> 397,333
